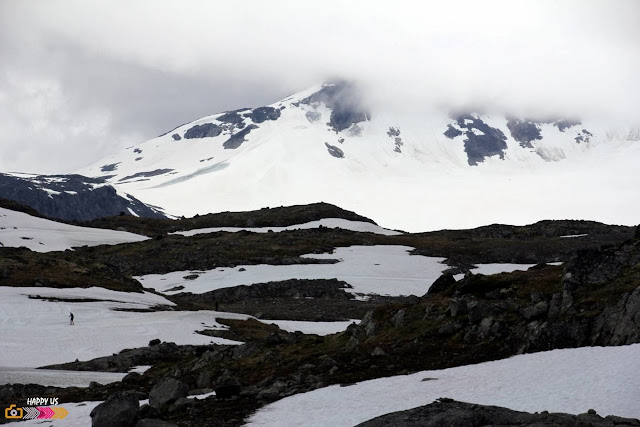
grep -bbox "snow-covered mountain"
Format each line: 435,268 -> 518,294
77,82 -> 640,232
0,172 -> 167,221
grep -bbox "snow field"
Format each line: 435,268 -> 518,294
0,286 -> 357,370
265,319 -> 359,336
172,218 -> 402,236
0,367 -> 127,388
0,207 -> 148,252
0,287 -> 242,367
139,245 -> 540,297
247,344 -> 640,426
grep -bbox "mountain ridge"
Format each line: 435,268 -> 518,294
72,81 -> 639,232
0,172 -> 167,221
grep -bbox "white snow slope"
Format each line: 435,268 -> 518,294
0,207 -> 148,252
0,286 -> 356,369
247,344 -> 640,426
0,286 -> 242,367
139,245 -> 536,297
172,218 -> 401,236
77,83 -> 640,232
0,367 -> 127,388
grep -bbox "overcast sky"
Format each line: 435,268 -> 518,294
1,0 -> 638,174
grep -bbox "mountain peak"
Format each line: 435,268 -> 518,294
72,82 -> 639,232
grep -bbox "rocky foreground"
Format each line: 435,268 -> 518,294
0,202 -> 638,426
357,399 -> 640,427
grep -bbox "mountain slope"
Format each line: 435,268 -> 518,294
77,82 -> 640,232
0,172 -> 167,221
0,206 -> 148,252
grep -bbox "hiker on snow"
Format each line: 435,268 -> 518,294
69,312 -> 74,325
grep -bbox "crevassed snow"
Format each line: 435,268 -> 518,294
0,287 -> 242,368
0,207 -> 148,252
247,344 -> 640,426
172,218 -> 401,236
139,245 -> 539,297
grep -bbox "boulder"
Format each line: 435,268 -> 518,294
371,347 -> 386,356
215,384 -> 242,400
257,381 -> 287,400
356,399 -> 640,426
213,371 -> 242,399
520,301 -> 549,320
90,391 -> 139,427
426,273 -> 456,295
391,309 -> 406,327
137,404 -> 158,420
167,397 -> 195,413
195,371 -> 211,389
319,357 -> 337,370
122,372 -> 141,384
148,378 -> 189,409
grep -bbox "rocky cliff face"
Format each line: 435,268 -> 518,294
349,235 -> 640,362
0,173 -> 166,221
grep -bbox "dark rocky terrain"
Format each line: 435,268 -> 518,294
448,114 -> 508,166
76,202 -> 376,236
172,278 -> 419,321
300,81 -> 371,132
67,217 -> 633,279
444,113 -> 588,165
0,202 -> 638,426
357,399 -> 640,426
0,173 -> 166,221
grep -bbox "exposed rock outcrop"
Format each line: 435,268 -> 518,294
356,399 -> 640,426
183,123 -> 222,139
90,391 -> 140,427
223,125 -> 258,149
0,173 -> 166,221
325,143 -> 345,158
149,378 -> 189,409
301,81 -> 371,132
245,106 -> 280,123
506,118 -> 542,148
450,114 -> 508,166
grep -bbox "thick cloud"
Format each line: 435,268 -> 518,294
1,0 -> 638,173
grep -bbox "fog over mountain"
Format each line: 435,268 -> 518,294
0,0 -> 638,173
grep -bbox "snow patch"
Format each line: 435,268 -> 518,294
172,218 -> 401,237
0,287 -> 241,367
0,207 -> 148,252
247,344 -> 640,426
